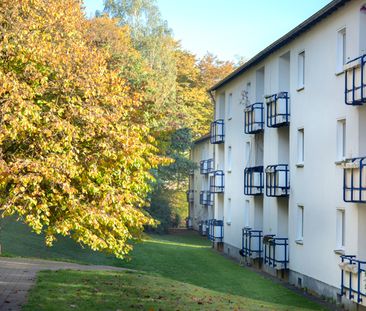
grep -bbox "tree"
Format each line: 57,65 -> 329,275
148,128 -> 195,231
174,50 -> 235,137
0,0 -> 166,258
104,0 -> 178,131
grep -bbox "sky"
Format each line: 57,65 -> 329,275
83,0 -> 332,62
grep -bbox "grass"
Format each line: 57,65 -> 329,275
1,218 -> 327,310
24,270 -> 323,311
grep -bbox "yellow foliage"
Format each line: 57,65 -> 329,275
0,0 -> 166,258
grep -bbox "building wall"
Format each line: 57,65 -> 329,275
189,138 -> 214,231
191,0 -> 366,306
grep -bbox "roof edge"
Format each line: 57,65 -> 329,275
209,0 -> 349,92
193,133 -> 210,145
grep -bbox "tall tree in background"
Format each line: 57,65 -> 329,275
104,0 -> 178,130
0,0 -> 167,257
102,0 -> 235,230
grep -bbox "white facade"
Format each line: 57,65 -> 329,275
189,1 -> 366,308
188,136 -> 214,233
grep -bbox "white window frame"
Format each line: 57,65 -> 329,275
336,119 -> 346,162
227,93 -> 233,120
297,51 -> 305,90
336,27 -> 347,73
227,198 -> 232,225
336,208 -> 345,250
297,128 -> 304,166
227,146 -> 232,173
296,205 -> 304,242
245,141 -> 251,167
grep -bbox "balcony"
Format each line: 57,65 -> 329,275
345,54 -> 366,105
343,157 -> 366,203
199,190 -> 213,206
186,190 -> 194,203
210,170 -> 224,193
263,235 -> 289,270
244,102 -> 264,134
200,159 -> 214,174
244,166 -> 264,196
208,219 -> 223,242
339,255 -> 366,305
198,220 -> 207,236
265,164 -> 290,197
210,119 -> 225,144
265,92 -> 290,128
240,227 -> 263,259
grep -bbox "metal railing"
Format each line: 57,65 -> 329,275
343,157 -> 366,203
265,164 -> 290,197
199,190 -> 213,206
207,219 -> 223,242
210,170 -> 224,193
345,54 -> 366,105
263,235 -> 289,270
240,227 -> 263,259
244,102 -> 264,134
210,119 -> 225,144
340,255 -> 366,304
265,92 -> 290,127
244,166 -> 264,196
200,159 -> 214,174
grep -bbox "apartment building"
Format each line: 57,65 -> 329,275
187,0 -> 366,309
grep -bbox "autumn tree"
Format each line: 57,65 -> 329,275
0,0 -> 165,258
104,0 -> 178,130
101,0 -> 235,230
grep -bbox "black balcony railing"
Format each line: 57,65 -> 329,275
210,119 -> 224,144
345,54 -> 366,105
343,157 -> 366,203
200,159 -> 214,174
210,170 -> 224,193
266,92 -> 290,127
199,190 -> 213,206
265,164 -> 290,197
244,102 -> 264,134
240,227 -> 263,259
208,219 -> 223,242
340,255 -> 366,304
244,166 -> 264,196
263,235 -> 289,270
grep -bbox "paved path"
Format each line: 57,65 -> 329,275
0,257 -> 130,311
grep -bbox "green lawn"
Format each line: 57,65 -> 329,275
1,218 -> 328,310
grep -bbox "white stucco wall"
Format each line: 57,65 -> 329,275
198,0 -> 366,295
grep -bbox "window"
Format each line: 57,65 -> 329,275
297,128 -> 304,165
227,198 -> 232,225
297,205 -> 304,241
245,141 -> 251,166
336,209 -> 345,249
227,146 -> 232,172
244,200 -> 250,227
337,119 -> 346,161
298,51 -> 305,89
337,28 -> 346,72
227,93 -> 233,120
